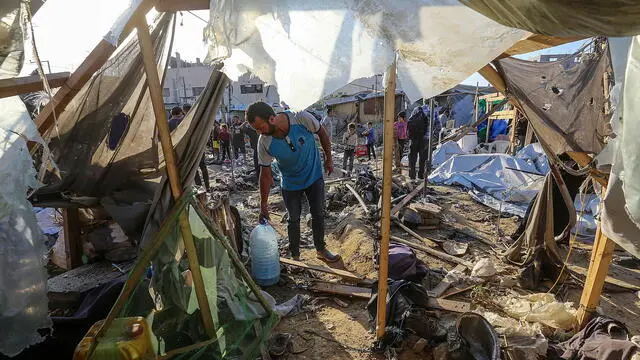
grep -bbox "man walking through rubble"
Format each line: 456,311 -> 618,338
231,115 -> 246,162
246,101 -> 341,263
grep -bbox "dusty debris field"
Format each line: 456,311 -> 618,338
216,157 -> 640,360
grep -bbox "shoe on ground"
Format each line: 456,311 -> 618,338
316,248 -> 341,263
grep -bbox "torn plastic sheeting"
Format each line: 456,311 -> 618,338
431,140 -> 467,167
0,97 -> 52,356
501,293 -> 577,331
428,150 -> 548,216
205,0 -> 526,110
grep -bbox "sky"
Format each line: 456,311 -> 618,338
26,1 -> 587,89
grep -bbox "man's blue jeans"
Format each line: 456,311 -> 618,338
281,177 -> 326,257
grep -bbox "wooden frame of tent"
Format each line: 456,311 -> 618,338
477,54 -> 612,330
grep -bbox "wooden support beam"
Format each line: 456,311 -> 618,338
390,235 -> 473,268
376,57 -> 396,340
34,0 -> 153,136
62,208 -> 83,269
478,64 -> 506,93
279,257 -> 364,282
390,181 -> 424,217
393,219 -> 438,248
135,15 -> 215,338
575,228 -> 615,327
156,0 -> 209,11
0,72 -> 70,99
524,121 -> 534,145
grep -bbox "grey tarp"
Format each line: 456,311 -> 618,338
31,14 -> 173,238
505,171 -> 583,289
140,69 -> 228,247
495,40 -> 613,156
460,1 -> 640,37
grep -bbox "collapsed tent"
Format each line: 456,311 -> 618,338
495,39 -> 613,157
204,0 -> 527,110
428,143 -> 549,216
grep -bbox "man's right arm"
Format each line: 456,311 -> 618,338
259,165 -> 273,220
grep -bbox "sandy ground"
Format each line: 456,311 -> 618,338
214,151 -> 640,359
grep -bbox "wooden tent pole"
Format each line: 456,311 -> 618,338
479,58 -> 616,330
376,56 -> 397,340
136,15 -> 215,338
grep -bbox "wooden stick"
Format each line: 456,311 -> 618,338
136,15 -> 215,338
345,183 -> 370,214
428,264 -> 466,297
280,257 -> 364,282
0,72 -> 70,99
390,182 -> 424,216
390,235 -> 473,268
376,57 -> 396,340
443,98 -> 509,143
62,208 -> 82,269
393,218 -> 438,247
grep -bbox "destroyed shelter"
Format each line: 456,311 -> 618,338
2,0 -> 640,359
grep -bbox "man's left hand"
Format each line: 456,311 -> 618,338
324,159 -> 334,176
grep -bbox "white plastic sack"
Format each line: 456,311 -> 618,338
205,0 -> 526,110
0,97 -> 51,356
431,141 -> 466,167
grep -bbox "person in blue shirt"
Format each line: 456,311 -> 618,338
363,121 -> 376,161
246,101 -> 340,263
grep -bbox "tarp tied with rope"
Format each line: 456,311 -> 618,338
204,0 -> 527,110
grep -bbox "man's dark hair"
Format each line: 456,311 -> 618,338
367,122 -> 373,126
232,115 -> 240,120
246,101 -> 275,123
171,106 -> 182,116
348,122 -> 356,129
327,108 -> 333,114
397,111 -> 406,120
182,104 -> 192,113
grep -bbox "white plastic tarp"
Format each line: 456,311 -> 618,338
431,141 -> 467,167
428,144 -> 549,216
601,36 -> 640,258
205,0 -> 526,110
0,97 -> 51,356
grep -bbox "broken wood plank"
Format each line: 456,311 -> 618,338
309,281 -> 370,299
280,257 -> 365,282
393,219 -> 438,247
390,235 -> 473,268
0,72 -> 70,99
428,264 -> 466,297
449,226 -> 494,246
427,298 -> 471,313
440,285 -> 475,299
62,208 -> 83,269
568,264 -> 640,292
345,183 -> 370,214
390,182 -> 425,216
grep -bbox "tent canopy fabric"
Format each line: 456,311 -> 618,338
460,0 -> 640,37
495,39 -> 613,156
205,0 -> 527,110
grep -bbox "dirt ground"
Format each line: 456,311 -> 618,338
213,152 -> 640,359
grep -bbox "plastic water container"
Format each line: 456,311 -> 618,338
250,221 -> 280,286
457,132 -> 478,153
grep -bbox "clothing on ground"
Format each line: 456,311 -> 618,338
257,111 -> 323,191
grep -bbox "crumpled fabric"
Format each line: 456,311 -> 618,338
460,0 -> 640,37
205,0 -> 526,110
495,39 -> 613,156
548,316 -> 639,360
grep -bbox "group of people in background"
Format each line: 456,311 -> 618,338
210,115 -> 260,179
395,104 -> 443,181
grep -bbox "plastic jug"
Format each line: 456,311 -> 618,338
249,221 -> 280,286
